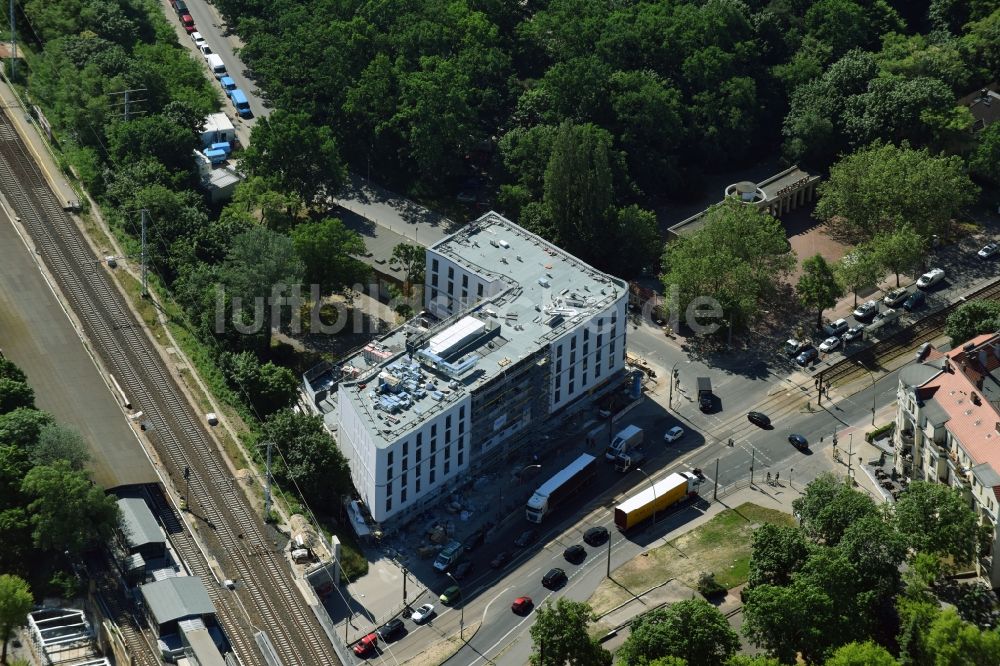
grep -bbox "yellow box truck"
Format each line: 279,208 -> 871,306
614,472 -> 700,531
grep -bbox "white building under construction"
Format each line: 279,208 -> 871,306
318,211 -> 628,524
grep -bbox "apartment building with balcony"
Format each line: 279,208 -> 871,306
314,211 -> 628,525
894,333 -> 1000,586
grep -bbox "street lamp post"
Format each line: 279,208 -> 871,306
446,572 -> 464,641
855,360 -> 877,425
636,468 -> 658,524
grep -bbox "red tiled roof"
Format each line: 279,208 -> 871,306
920,334 -> 1000,471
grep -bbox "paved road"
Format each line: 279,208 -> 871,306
0,200 -> 157,489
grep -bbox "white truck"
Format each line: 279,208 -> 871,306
525,454 -> 597,523
605,425 -> 644,461
433,540 -> 462,572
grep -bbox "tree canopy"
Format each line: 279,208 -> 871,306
945,301 -> 1000,345
529,599 -> 610,666
617,599 -> 740,666
796,255 -> 844,329
893,480 -> 979,564
661,199 -> 795,331
0,574 -> 33,664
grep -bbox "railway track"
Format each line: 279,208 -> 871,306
0,110 -> 337,665
818,278 -> 1000,388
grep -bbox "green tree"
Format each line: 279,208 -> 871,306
0,379 -> 34,415
219,228 -> 305,353
390,244 -> 426,297
259,411 -> 352,509
0,574 -> 33,664
228,176 -> 304,230
290,218 -> 369,296
661,199 -> 795,331
825,641 -> 898,666
240,110 -> 347,205
796,255 -> 844,329
869,225 -> 926,288
970,123 -> 1000,186
792,473 -> 878,546
542,122 -> 615,261
925,609 -> 1000,665
529,599 -> 610,666
836,513 -> 907,604
835,249 -> 882,308
221,352 -> 300,417
742,581 -> 834,664
897,598 -> 940,666
0,359 -> 26,385
617,599 -> 740,666
29,423 -> 90,471
0,409 -> 53,449
747,523 -> 811,589
945,301 -> 1000,345
726,658 -> 782,666
21,463 -> 120,555
106,113 -> 199,175
815,143 -> 978,241
894,480 -> 978,564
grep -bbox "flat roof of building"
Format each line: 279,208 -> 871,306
140,577 -> 215,626
337,211 -> 626,446
117,497 -> 164,549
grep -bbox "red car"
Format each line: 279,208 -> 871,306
511,596 -> 533,614
181,14 -> 196,32
353,633 -> 377,656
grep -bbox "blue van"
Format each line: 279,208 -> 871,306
230,89 -> 252,119
220,76 -> 237,97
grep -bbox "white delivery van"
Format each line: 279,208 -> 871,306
206,54 -> 227,79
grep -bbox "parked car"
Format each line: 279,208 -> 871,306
353,633 -> 378,656
564,544 -> 586,563
978,243 -> 999,259
464,529 -> 486,552
452,561 -> 474,580
583,526 -> 609,546
819,336 -> 841,353
511,596 -> 533,614
439,585 -> 461,605
180,14 -> 196,33
883,287 -> 909,307
747,411 -> 771,428
916,268 -> 945,289
542,567 -> 568,588
411,603 -> 435,624
796,347 -> 818,366
788,434 -> 808,450
377,618 -> 404,642
822,318 -> 849,337
872,308 -> 900,327
852,300 -> 879,321
842,324 -> 865,343
663,426 -> 685,443
490,551 -> 511,568
190,31 -> 206,46
514,529 -> 538,548
903,290 -> 926,311
198,43 -> 213,57
784,339 -> 809,356
172,0 -> 188,15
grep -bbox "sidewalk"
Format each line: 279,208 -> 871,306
0,75 -> 80,210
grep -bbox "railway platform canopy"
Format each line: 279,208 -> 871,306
140,577 -> 216,635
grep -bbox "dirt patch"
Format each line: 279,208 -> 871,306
588,503 -> 793,616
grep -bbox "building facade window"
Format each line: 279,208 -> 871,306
401,489 -> 407,503
416,479 -> 421,493
458,452 -> 464,466
386,498 -> 392,512
448,267 -> 454,279
477,284 -> 484,297
432,258 -> 439,272
445,461 -> 451,475
462,275 -> 468,288
430,469 -> 436,484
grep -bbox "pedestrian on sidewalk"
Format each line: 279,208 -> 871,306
766,472 -> 771,485
775,472 -> 780,485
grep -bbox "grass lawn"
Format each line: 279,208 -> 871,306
588,502 -> 793,616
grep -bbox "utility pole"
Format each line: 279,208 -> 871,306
264,441 -> 273,521
606,536 -> 612,578
139,209 -> 148,296
847,433 -> 854,483
750,447 -> 755,485
713,458 -> 719,500
108,88 -> 148,122
183,465 -> 191,511
402,566 -> 408,609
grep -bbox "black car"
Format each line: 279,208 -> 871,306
173,0 -> 188,15
464,529 -> 486,552
747,411 -> 771,428
795,347 -> 818,366
377,618 -> 404,642
788,434 -> 808,450
903,290 -> 926,312
514,529 -> 538,548
452,561 -> 474,580
542,567 -> 567,588
583,526 -> 609,546
564,544 -> 586,563
490,550 -> 511,569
